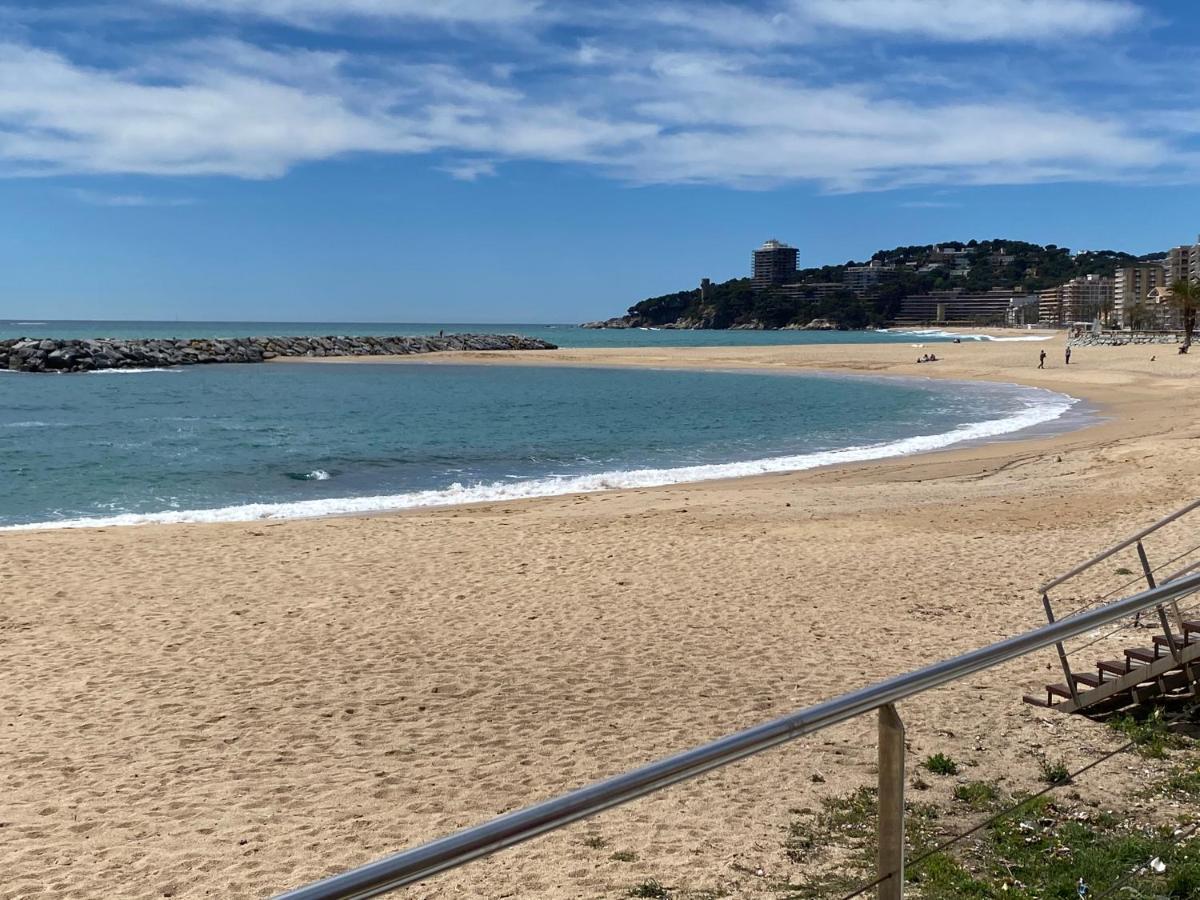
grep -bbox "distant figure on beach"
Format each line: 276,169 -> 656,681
1038,349 -> 1046,369
953,338 -> 961,344
1065,346 -> 1072,365
1179,343 -> 1189,355
928,353 -> 938,361
438,329 -> 444,337
1151,355 -> 1157,362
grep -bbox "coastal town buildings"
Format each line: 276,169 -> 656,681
1038,274 -> 1113,327
893,288 -> 1030,327
751,239 -> 798,290
1113,264 -> 1167,329
1165,241 -> 1199,285
844,259 -> 895,297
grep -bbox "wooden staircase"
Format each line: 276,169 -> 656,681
1024,619 -> 1200,712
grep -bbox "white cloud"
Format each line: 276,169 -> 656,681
440,159 -> 497,181
0,0 -> 1189,193
69,188 -> 196,206
157,0 -> 542,26
801,0 -> 1141,42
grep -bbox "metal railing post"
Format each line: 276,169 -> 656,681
877,704 -> 905,900
1042,593 -> 1078,704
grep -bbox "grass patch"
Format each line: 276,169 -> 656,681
1109,708 -> 1180,759
628,879 -> 668,898
782,786 -> 942,895
925,753 -> 959,776
1115,567 -> 1134,576
952,781 -> 1001,811
581,833 -> 608,850
610,850 -> 638,863
1037,755 -> 1072,785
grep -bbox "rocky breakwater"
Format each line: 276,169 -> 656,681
1,334 -> 558,373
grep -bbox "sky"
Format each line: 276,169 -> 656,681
2,0 -> 1200,323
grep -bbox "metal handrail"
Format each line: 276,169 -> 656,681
275,571 -> 1200,900
1038,497 -> 1200,593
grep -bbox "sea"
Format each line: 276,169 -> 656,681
0,320 -> 1070,530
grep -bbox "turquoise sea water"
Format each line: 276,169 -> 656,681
0,319 -> 1049,348
1,361 -> 1078,529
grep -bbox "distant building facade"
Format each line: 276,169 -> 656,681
1165,241 -> 1198,285
751,239 -> 798,290
844,259 -> 895,297
1113,264 -> 1167,329
894,288 -> 1029,327
1038,274 -> 1113,328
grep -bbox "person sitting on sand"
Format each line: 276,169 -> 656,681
928,353 -> 938,362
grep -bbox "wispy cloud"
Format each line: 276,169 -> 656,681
440,159 -> 498,181
156,0 -> 543,26
899,200 -> 962,209
801,0 -> 1141,42
69,188 -> 196,206
0,0 -> 1193,193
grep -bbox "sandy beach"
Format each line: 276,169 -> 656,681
5,331 -> 1200,899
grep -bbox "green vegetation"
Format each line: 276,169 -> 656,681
1169,277 -> 1200,345
924,753 -> 959,776
1037,755 -> 1072,785
952,781 -> 1001,810
621,239 -> 1166,330
581,833 -> 608,850
781,787 -> 1200,899
628,879 -> 668,897
609,849 -> 638,862
1115,567 -> 1134,576
1109,708 -> 1181,759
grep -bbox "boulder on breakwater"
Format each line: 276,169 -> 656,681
0,334 -> 558,373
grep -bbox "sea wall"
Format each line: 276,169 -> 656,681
1068,331 -> 1182,347
0,334 -> 558,373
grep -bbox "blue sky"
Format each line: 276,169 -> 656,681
2,0 -> 1200,322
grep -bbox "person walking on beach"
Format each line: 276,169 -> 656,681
1065,346 -> 1072,365
1038,349 -> 1046,369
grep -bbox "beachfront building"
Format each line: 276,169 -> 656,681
1143,286 -> 1181,331
1166,242 -> 1196,285
751,239 -> 798,290
1113,264 -> 1167,329
844,259 -> 895,297
774,281 -> 847,300
1038,274 -> 1113,328
893,288 -> 1029,327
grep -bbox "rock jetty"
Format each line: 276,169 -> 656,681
0,334 -> 558,373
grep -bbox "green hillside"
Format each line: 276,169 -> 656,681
621,239 -> 1166,329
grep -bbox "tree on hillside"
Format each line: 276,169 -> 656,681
1168,278 -> 1200,346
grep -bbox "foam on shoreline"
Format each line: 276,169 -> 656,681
4,385 -> 1078,531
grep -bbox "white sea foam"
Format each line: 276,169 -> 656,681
4,387 -> 1078,531
12,321 -> 47,325
307,469 -> 332,481
2,421 -> 59,428
86,367 -> 181,374
879,328 -> 1053,342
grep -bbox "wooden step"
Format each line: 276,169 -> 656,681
1152,633 -> 1193,650
1071,672 -> 1102,688
1047,683 -> 1075,699
1022,693 -> 1054,708
1182,620 -> 1200,636
1126,647 -> 1164,663
1098,659 -> 1131,677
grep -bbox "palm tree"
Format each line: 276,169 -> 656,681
1168,278 -> 1199,347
